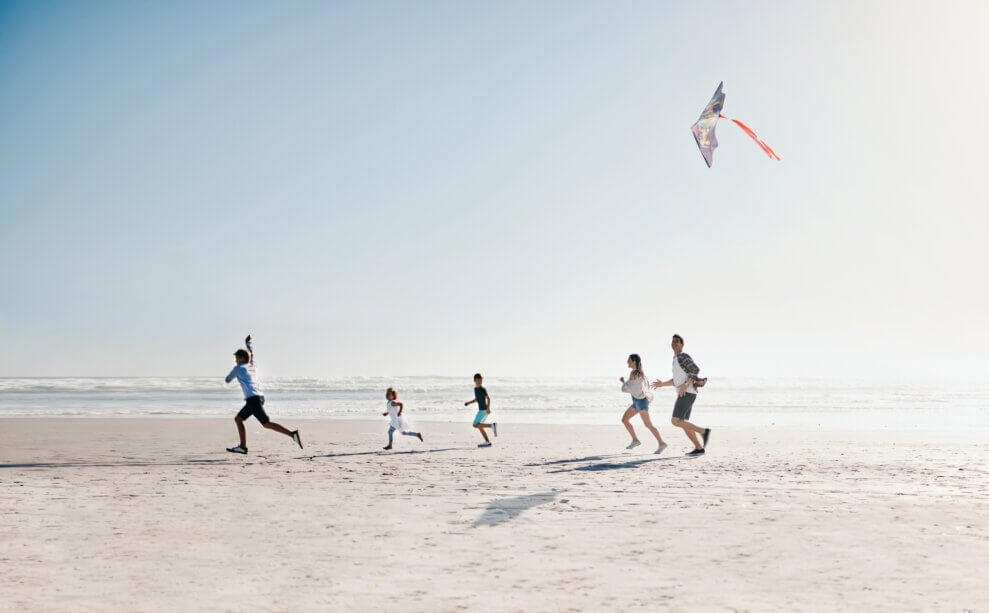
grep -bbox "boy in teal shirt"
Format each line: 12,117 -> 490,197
464,373 -> 497,447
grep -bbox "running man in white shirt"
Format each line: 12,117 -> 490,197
224,334 -> 303,454
651,334 -> 710,456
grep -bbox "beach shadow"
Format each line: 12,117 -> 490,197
0,458 -> 233,469
524,454 -> 624,467
473,491 -> 559,528
2,448 -> 469,468
307,447 -> 462,460
547,456 -> 679,474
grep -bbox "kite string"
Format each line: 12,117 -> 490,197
719,114 -> 781,160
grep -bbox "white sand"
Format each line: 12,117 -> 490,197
1,418 -> 986,611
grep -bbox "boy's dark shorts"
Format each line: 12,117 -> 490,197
237,395 -> 270,424
672,393 -> 697,420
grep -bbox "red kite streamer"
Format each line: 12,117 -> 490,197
690,82 -> 780,167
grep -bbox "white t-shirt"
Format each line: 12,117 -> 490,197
672,356 -> 697,395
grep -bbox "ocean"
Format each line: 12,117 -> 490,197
1,376 -> 988,430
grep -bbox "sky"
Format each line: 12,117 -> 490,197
1,0 -> 988,380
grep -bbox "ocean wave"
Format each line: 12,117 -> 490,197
1,377 -> 988,425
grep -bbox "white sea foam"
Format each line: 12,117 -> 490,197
1,377 -> 987,429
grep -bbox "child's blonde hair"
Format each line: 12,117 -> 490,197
386,387 -> 398,400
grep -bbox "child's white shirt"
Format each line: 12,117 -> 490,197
386,400 -> 409,430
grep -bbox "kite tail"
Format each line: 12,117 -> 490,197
719,114 -> 781,160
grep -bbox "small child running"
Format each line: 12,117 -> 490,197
224,334 -> 303,454
382,387 -> 423,450
464,373 -> 497,447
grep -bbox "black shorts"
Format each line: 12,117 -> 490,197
236,395 -> 270,425
672,393 -> 697,420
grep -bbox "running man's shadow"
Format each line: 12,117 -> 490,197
0,458 -> 232,469
473,491 -> 559,528
1,448 -> 471,468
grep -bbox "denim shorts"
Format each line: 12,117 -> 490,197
631,397 -> 650,411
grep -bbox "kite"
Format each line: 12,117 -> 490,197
690,81 -> 780,168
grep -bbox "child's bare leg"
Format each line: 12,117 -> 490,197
474,424 -> 490,442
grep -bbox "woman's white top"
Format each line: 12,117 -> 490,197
621,375 -> 650,400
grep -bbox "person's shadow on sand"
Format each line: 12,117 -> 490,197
0,458 -> 232,469
304,447 -> 463,460
473,491 -> 559,528
524,454 -> 624,467
522,453 -> 682,474
545,456 -> 681,474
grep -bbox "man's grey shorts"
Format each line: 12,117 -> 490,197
672,393 -> 697,420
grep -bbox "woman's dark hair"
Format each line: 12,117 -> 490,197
672,334 -> 684,345
234,349 -> 251,362
628,354 -> 643,379
473,373 -> 483,381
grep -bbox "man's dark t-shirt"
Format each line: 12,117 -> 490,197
474,386 -> 488,411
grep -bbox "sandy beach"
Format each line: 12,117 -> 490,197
0,418 -> 986,611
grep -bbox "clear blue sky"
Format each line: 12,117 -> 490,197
2,1 -> 987,379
